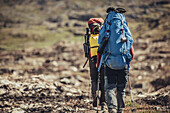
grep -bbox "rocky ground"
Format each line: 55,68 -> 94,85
0,40 -> 169,113
0,41 -> 92,113
0,0 -> 170,113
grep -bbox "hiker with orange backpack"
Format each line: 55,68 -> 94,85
83,18 -> 106,109
97,7 -> 134,113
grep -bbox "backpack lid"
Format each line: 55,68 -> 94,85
106,7 -> 126,13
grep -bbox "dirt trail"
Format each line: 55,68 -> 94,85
0,40 -> 169,113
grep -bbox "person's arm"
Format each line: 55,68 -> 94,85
124,20 -> 134,61
97,53 -> 101,67
98,22 -> 106,48
97,22 -> 106,67
130,45 -> 134,59
124,21 -> 133,50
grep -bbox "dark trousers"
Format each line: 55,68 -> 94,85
89,57 -> 105,104
105,65 -> 128,112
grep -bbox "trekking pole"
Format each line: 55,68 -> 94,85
96,53 -> 110,113
96,55 -> 104,113
96,71 -> 100,113
83,58 -> 89,68
128,72 -> 136,112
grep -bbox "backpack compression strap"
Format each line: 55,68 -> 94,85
111,17 -> 128,55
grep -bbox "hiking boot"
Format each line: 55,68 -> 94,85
117,110 -> 124,113
108,108 -> 117,113
101,102 -> 107,110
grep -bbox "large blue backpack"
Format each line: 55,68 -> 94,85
98,11 -> 133,70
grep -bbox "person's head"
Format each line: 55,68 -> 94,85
93,24 -> 101,34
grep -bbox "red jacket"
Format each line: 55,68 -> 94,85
97,45 -> 134,67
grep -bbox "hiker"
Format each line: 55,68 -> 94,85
97,7 -> 134,113
83,18 -> 106,109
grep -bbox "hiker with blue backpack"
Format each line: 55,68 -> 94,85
97,7 -> 134,113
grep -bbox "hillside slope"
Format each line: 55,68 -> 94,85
0,0 -> 170,112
